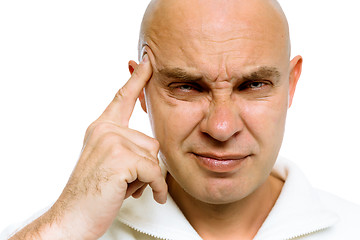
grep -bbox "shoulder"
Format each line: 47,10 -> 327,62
314,189 -> 360,236
270,157 -> 360,238
316,189 -> 360,220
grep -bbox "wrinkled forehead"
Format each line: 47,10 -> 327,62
141,0 -> 290,76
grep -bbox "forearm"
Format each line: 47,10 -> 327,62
8,208 -> 91,240
9,211 -> 68,240
9,55 -> 166,239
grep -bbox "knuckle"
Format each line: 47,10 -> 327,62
92,132 -> 117,151
85,121 -> 98,137
144,157 -> 161,171
115,87 -> 128,101
100,138 -> 130,163
109,146 -> 126,160
86,121 -> 118,143
99,132 -> 121,146
151,164 -> 163,178
149,138 -> 160,151
91,122 -> 113,137
115,86 -> 135,103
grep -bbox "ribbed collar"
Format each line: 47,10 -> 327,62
117,157 -> 338,240
253,157 -> 339,239
117,183 -> 202,240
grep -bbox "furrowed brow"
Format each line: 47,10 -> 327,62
244,67 -> 281,83
158,67 -> 203,82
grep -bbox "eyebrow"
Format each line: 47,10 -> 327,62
158,67 -> 203,82
158,66 -> 281,83
243,66 -> 281,83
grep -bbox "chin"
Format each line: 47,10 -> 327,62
193,190 -> 253,205
186,177 -> 259,205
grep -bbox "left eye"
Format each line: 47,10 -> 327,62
178,85 -> 194,91
248,82 -> 265,89
238,80 -> 271,91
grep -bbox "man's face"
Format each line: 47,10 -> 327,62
140,0 -> 300,204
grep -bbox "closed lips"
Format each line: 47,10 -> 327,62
193,153 -> 250,161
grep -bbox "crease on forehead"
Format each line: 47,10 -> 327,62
157,65 -> 282,85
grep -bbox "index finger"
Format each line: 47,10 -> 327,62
100,54 -> 152,126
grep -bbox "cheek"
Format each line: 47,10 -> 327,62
242,91 -> 288,148
145,84 -> 205,146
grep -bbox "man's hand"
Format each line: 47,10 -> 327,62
11,54 -> 167,240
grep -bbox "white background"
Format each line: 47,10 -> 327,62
1,0 -> 359,233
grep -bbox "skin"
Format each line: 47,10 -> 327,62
11,56 -> 167,240
10,0 -> 302,239
138,0 -> 302,238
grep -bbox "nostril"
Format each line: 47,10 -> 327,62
200,114 -> 243,142
201,132 -> 229,145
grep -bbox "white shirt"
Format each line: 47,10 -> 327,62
2,157 -> 360,239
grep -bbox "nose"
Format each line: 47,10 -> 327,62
200,100 -> 243,142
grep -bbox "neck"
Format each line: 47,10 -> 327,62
167,173 -> 284,240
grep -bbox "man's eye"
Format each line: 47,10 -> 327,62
238,81 -> 270,91
170,83 -> 202,93
248,82 -> 265,89
179,85 -> 195,91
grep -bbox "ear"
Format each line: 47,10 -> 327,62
128,60 -> 147,113
138,89 -> 147,113
288,55 -> 303,108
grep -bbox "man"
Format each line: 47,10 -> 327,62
3,0 -> 360,239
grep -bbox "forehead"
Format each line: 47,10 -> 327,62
144,0 -> 289,78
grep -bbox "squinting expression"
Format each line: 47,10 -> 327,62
139,0 -> 300,204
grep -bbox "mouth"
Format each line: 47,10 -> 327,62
192,152 -> 250,173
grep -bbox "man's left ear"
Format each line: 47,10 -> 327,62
128,60 -> 147,113
288,55 -> 303,108
138,89 -> 147,113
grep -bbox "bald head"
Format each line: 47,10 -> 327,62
138,0 -> 290,60
136,0 -> 303,209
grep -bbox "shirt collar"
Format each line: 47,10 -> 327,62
254,157 -> 339,239
117,157 -> 339,240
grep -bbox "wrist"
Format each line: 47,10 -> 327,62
42,204 -> 97,240
10,206 -> 95,240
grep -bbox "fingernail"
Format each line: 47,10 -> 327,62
142,54 -> 149,63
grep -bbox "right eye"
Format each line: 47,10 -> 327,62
178,84 -> 196,92
169,83 -> 203,93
